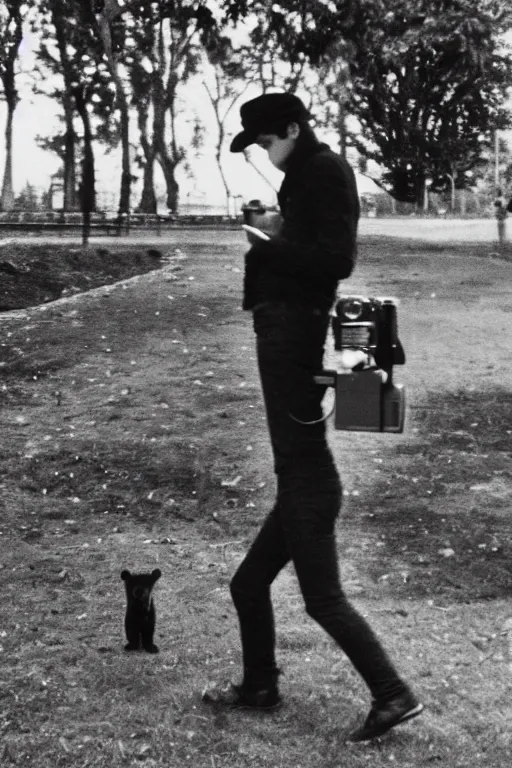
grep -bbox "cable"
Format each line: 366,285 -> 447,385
289,390 -> 336,425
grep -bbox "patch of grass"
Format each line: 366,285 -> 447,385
2,237 -> 512,767
348,388 -> 512,601
361,235 -> 512,261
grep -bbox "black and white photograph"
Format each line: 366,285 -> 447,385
1,1 -> 512,766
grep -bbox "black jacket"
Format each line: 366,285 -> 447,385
243,137 -> 360,311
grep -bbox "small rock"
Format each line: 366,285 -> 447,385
438,547 -> 455,558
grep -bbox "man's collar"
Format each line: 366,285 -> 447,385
284,137 -> 328,177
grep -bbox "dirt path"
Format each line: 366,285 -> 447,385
1,238 -> 512,766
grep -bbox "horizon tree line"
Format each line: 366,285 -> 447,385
1,0 -> 512,218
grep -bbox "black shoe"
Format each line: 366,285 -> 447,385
202,681 -> 282,711
347,691 -> 424,742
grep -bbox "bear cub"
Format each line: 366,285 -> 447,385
121,568 -> 161,653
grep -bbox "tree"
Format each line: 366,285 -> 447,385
314,38 -> 352,158
13,180 -> 40,209
0,1 -> 26,211
220,1 -> 319,197
89,0 -> 132,218
220,0 -> 512,206
344,1 -> 512,205
33,0 -> 130,223
201,35 -> 250,214
33,0 -> 124,243
32,0 -> 80,211
125,4 -> 171,213
124,0 -> 217,213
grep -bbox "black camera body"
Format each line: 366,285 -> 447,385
315,296 -> 406,433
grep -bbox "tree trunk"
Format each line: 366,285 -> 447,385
62,99 -> 77,210
202,78 -> 235,216
214,111 -> 231,215
74,88 -> 95,246
460,188 -> 466,216
417,173 -> 427,212
134,94 -> 157,213
0,4 -> 22,213
216,148 -> 231,215
95,1 -> 131,217
138,154 -> 157,213
338,100 -> 347,159
0,102 -> 15,211
156,23 -> 179,215
156,145 -> 179,213
116,82 -> 131,217
51,2 -> 78,211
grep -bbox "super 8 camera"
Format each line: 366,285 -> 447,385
315,296 -> 406,432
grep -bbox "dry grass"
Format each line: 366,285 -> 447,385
1,237 -> 512,766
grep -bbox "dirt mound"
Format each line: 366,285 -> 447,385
0,244 -> 164,311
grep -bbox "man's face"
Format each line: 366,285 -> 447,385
256,123 -> 299,170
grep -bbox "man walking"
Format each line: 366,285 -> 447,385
203,92 -> 423,742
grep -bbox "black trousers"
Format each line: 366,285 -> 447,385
230,302 -> 408,703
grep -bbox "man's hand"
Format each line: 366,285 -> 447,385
242,225 -> 271,245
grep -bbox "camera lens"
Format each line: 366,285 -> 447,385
342,298 -> 364,320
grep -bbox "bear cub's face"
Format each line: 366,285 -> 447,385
121,568 -> 161,612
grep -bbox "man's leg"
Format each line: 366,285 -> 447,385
283,489 -> 408,702
230,500 -> 290,687
203,501 -> 290,708
278,471 -> 422,739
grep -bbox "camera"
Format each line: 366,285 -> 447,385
241,200 -> 282,236
314,296 -> 406,432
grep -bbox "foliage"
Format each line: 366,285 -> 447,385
218,0 -> 512,205
13,180 -> 40,210
119,0 -> 221,212
0,0 -> 25,100
200,36 -> 251,210
6,0 -> 512,210
345,1 -> 512,202
33,1 -> 120,148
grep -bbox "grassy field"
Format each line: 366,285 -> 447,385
0,237 -> 512,767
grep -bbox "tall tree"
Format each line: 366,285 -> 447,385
220,0 -> 512,205
32,0 -> 79,210
315,38 -> 352,158
13,180 -> 40,210
124,0 -> 216,213
201,35 -> 250,214
125,5 -> 171,213
33,0 -> 120,238
90,0 -> 132,218
0,1 -> 26,211
345,1 -> 512,204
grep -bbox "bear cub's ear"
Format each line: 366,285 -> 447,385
121,569 -> 161,582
